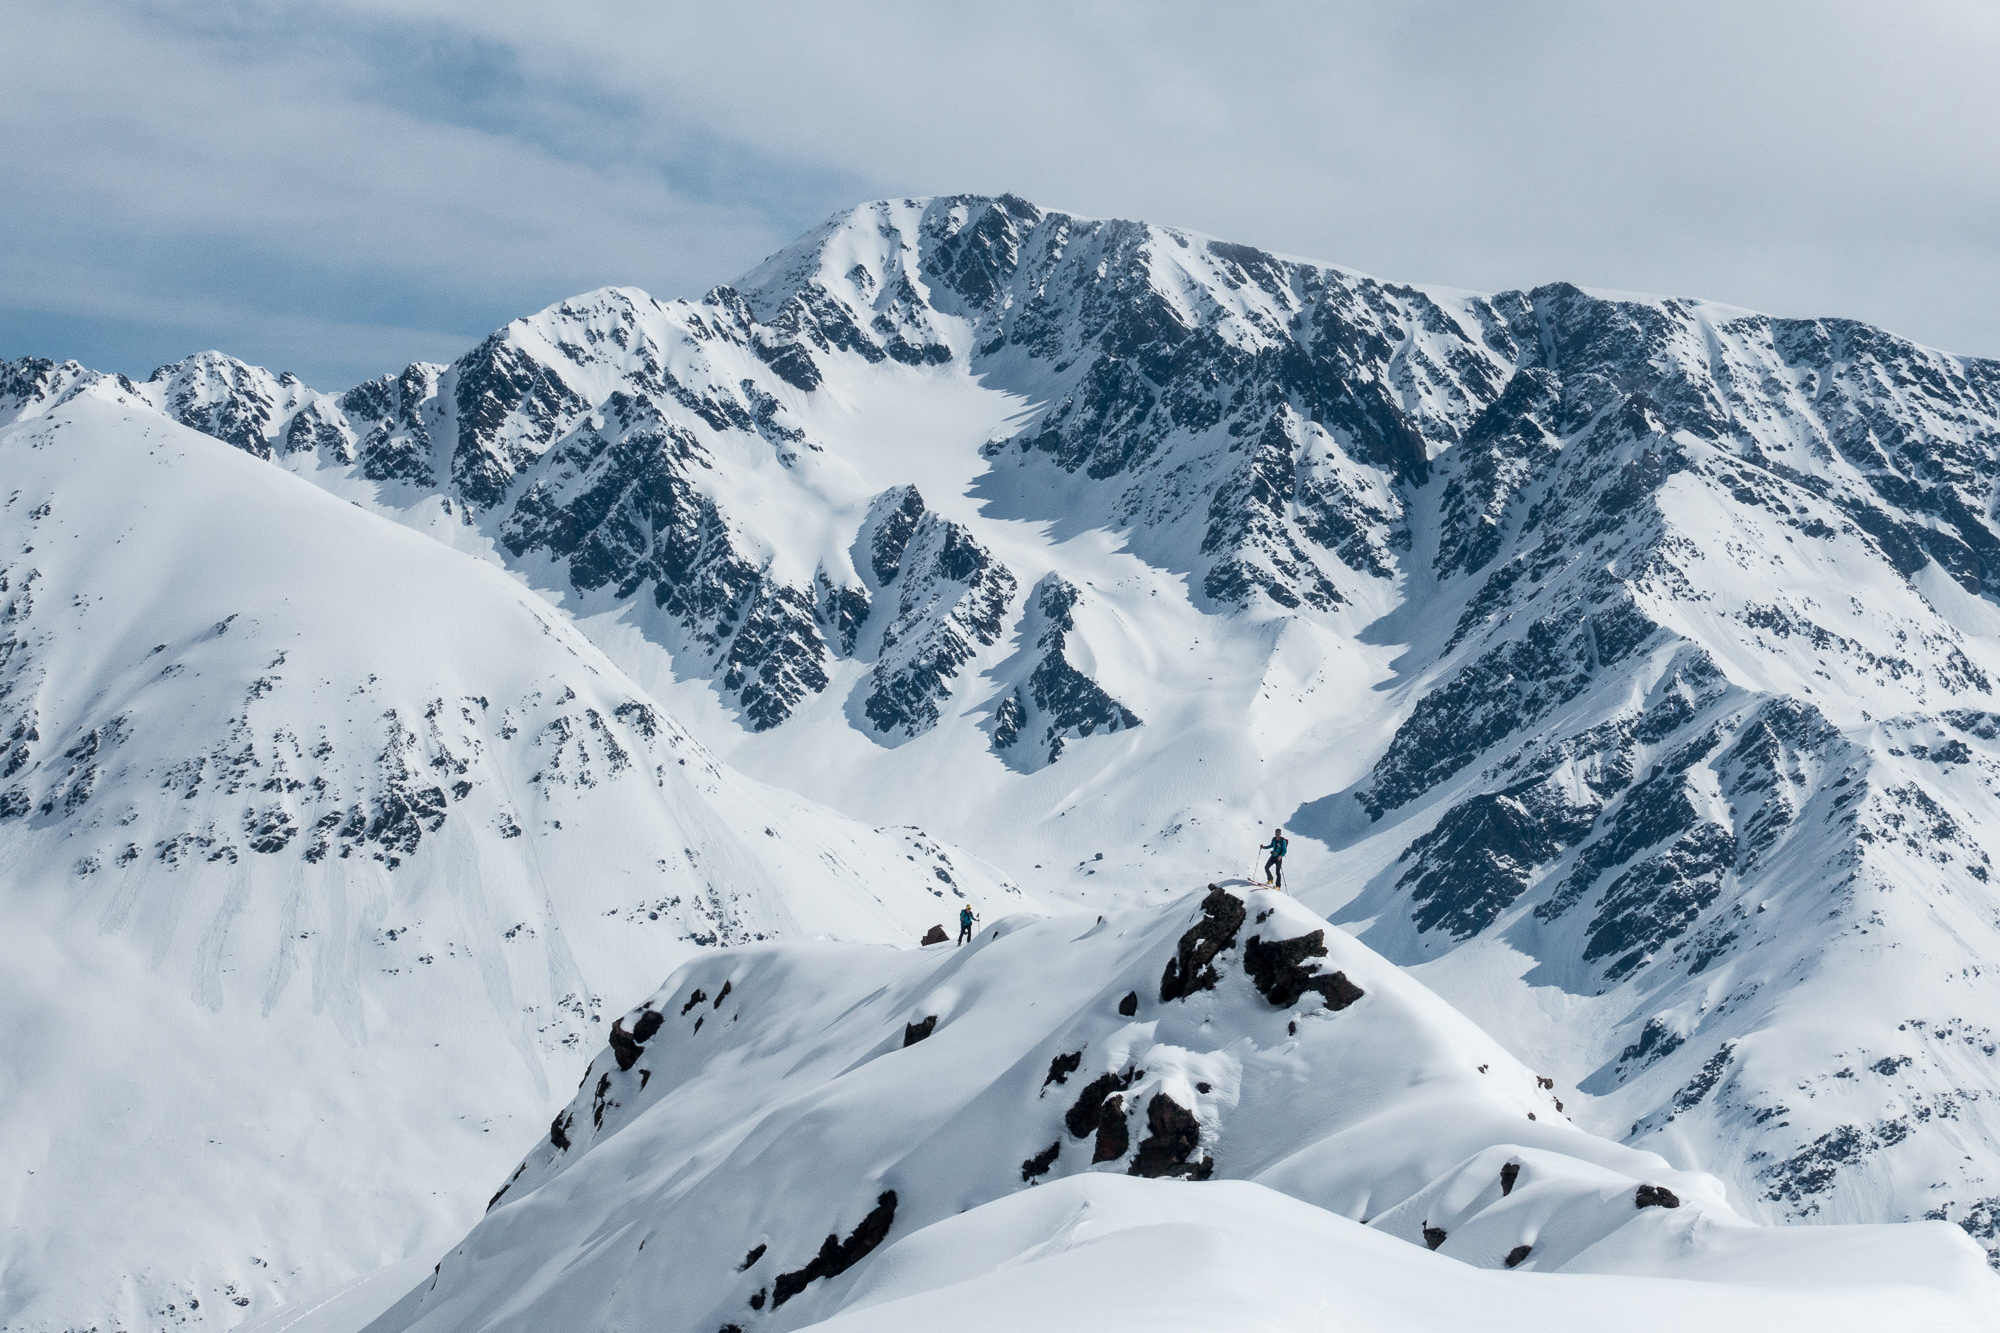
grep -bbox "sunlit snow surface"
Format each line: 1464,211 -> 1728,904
0,396 -> 1016,1327
367,885 -> 1998,1332
10,192 -> 2000,1329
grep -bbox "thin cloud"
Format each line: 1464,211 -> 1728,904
4,0 -> 1997,387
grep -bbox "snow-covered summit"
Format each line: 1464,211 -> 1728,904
367,883 -> 1998,1333
12,192 -> 2000,1327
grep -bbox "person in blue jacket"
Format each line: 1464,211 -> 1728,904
957,904 -> 978,945
1260,829 -> 1288,889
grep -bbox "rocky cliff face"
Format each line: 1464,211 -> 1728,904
1319,285 -> 2000,1255
991,574 -> 1142,768
10,193 -> 2000,1270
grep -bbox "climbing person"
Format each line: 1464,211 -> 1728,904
1259,828 -> 1288,889
957,903 -> 979,945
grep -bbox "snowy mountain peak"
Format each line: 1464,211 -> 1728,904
370,882 -> 1997,1333
13,192 -> 2000,1332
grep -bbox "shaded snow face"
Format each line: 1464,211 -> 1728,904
376,884 -> 1993,1333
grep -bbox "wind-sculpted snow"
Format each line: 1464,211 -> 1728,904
368,884 -> 1994,1333
0,395 -> 1019,1333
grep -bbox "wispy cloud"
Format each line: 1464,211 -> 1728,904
4,0 -> 1997,387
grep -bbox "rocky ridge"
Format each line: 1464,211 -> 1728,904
0,391 -> 1020,1333
367,884 -> 1994,1333
11,193 -> 2000,1266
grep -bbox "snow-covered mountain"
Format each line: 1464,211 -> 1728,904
0,385 -> 1016,1331
364,884 -> 1999,1332
11,191 -> 2000,1327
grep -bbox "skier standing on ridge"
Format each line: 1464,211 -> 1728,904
1259,828 -> 1288,889
957,904 -> 978,945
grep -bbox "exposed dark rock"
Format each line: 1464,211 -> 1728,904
1634,1184 -> 1681,1209
1043,1050 -> 1083,1088
740,1244 -> 765,1270
1505,1244 -> 1533,1268
608,1020 -> 641,1071
1159,886 -> 1246,1002
1118,990 -> 1138,1017
1091,1095 -> 1130,1163
549,1111 -> 573,1152
1423,1225 -> 1447,1250
1242,931 -> 1365,1011
865,486 -> 926,584
903,1015 -> 938,1046
747,1290 -> 764,1310
681,988 -> 708,1015
485,1162 -> 526,1212
1395,781 -> 1597,939
1022,1141 -> 1061,1181
1065,1070 -> 1137,1139
992,690 -> 1025,751
771,1190 -> 898,1306
712,981 -> 731,1008
993,574 -> 1142,765
1130,1094 -> 1210,1179
1615,1018 -> 1686,1076
1500,1162 -> 1520,1196
920,924 -> 948,946
1760,1118 -> 1912,1208
1583,822 -> 1735,981
864,515 -> 1016,738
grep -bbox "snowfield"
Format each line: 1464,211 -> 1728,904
0,392 -> 1016,1328
368,884 -> 1999,1332
7,191 -> 2000,1329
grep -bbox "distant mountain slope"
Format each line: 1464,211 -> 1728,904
0,387 -> 1017,1333
10,193 -> 2000,1279
363,884 -> 1998,1333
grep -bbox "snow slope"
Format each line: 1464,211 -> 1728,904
789,1176 -> 1993,1333
364,884 -> 1999,1332
0,387 -> 1017,1331
11,190 -> 2000,1315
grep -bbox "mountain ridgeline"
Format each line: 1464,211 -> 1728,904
8,193 -> 2000,1278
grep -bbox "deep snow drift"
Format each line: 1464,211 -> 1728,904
366,885 -> 1999,1332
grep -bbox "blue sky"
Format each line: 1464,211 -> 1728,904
4,1 -> 1997,389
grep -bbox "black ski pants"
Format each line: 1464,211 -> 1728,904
1264,855 -> 1284,888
